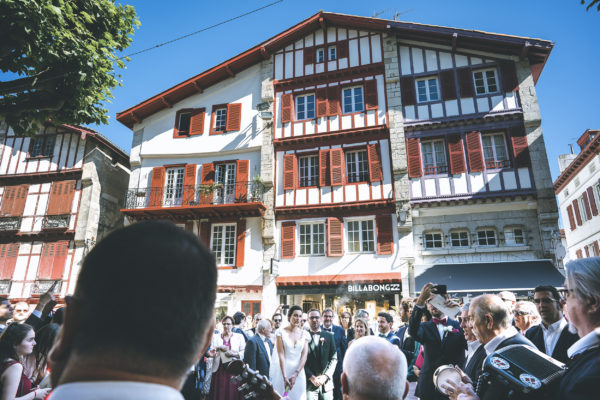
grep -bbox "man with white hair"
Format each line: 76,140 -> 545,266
460,303 -> 485,385
243,318 -> 273,377
556,257 -> 600,399
497,291 -> 517,313
341,336 -> 408,400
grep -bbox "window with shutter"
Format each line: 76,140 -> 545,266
328,86 -> 341,115
421,140 -> 447,175
376,214 -> 393,255
1,185 -> 28,216
465,131 -> 484,172
211,223 -> 237,266
199,163 -> 215,204
346,218 -> 374,253
210,104 -> 228,134
329,148 -> 345,186
182,164 -> 197,205
283,154 -> 297,190
510,127 -> 530,168
174,109 -> 192,138
316,88 -> 328,118
50,241 -> 69,279
38,242 -> 55,279
235,160 -> 249,202
235,220 -> 246,268
400,77 -> 416,106
281,221 -> 296,259
583,192 -> 593,220
587,186 -> 598,216
0,187 -> 15,215
472,69 -> 499,95
448,135 -> 466,174
416,77 -> 440,103
573,200 -> 582,226
303,47 -> 314,65
280,93 -> 293,124
576,249 -> 583,259
0,243 -> 19,280
319,149 -> 330,187
500,61 -> 519,92
190,108 -> 206,135
149,167 -> 166,207
47,181 -> 74,215
367,144 -> 383,182
482,133 -> 510,169
406,138 -> 422,178
364,80 -> 378,110
337,40 -> 349,59
226,103 -> 242,132
295,94 -> 315,120
199,221 -> 211,246
326,218 -> 344,256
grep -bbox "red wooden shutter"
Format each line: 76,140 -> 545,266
235,219 -> 246,268
440,70 -> 457,101
199,222 -> 211,247
281,221 -> 296,259
38,243 -> 55,279
583,191 -> 593,219
50,241 -> 69,279
236,160 -> 249,202
376,214 -> 394,255
338,40 -> 349,59
576,249 -> 583,259
303,47 -> 314,65
585,246 -> 590,258
364,80 -> 378,110
500,61 -> 519,92
566,205 -> 576,231
199,163 -> 215,204
190,108 -> 205,135
457,67 -> 474,98
406,138 -> 422,178
1,186 -> 15,215
329,148 -> 345,186
587,186 -> 598,216
367,144 -> 383,182
319,149 -> 330,187
226,103 -> 242,131
283,154 -> 297,190
327,86 -> 340,116
0,243 -> 19,280
448,135 -> 466,174
149,167 -> 166,207
327,218 -> 344,256
46,183 -> 61,215
316,88 -> 328,118
510,126 -> 530,168
281,94 -> 293,123
594,241 -> 600,257
184,221 -> 194,233
183,164 -> 197,205
11,184 -> 28,216
466,131 -> 484,172
58,181 -> 75,215
173,110 -> 186,138
400,77 -> 416,106
573,200 -> 582,226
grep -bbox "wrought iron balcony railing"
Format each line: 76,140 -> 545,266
0,217 -> 21,231
123,181 -> 265,210
32,280 -> 62,295
42,214 -> 71,230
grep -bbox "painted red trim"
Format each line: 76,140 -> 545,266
274,199 -> 395,220
275,272 -> 401,286
274,124 -> 388,151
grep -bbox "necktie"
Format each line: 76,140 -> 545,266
433,318 -> 447,325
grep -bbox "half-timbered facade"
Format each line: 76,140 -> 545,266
0,122 -> 129,301
554,130 -> 600,261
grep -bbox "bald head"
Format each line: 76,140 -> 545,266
469,294 -> 512,344
342,337 -> 407,400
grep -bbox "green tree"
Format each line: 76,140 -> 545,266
581,0 -> 600,11
0,0 -> 139,135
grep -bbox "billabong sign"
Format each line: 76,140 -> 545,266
347,283 -> 401,293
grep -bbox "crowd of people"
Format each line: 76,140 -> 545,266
0,221 -> 597,400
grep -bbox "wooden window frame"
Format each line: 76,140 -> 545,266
299,221 -> 326,256
27,135 -> 56,158
328,45 -> 337,61
345,148 -> 369,184
316,47 -> 325,63
346,217 -> 376,254
481,132 -> 510,169
210,104 -> 228,135
210,222 -> 237,267
295,93 -> 316,121
424,232 -> 444,249
421,139 -> 448,175
298,153 -> 319,188
473,68 -> 499,95
415,76 -> 440,103
241,301 -> 261,316
341,85 -> 365,114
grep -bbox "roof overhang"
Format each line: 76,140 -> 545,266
554,133 -> 600,193
116,11 -> 553,130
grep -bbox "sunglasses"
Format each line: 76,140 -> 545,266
273,319 -> 282,322
513,310 -> 532,316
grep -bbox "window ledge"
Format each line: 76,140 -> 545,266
25,155 -> 53,160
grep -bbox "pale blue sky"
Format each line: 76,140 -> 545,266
87,0 -> 597,181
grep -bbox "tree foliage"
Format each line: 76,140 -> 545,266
581,0 -> 600,11
0,0 -> 139,135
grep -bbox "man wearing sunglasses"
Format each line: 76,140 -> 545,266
525,285 -> 578,363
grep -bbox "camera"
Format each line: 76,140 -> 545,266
432,284 -> 447,295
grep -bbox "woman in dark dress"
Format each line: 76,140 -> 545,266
0,324 -> 50,400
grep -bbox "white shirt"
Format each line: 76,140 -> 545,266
311,331 -> 321,345
49,381 -> 184,400
567,328 -> 600,358
541,318 -> 567,356
484,326 -> 519,355
465,340 -> 480,365
257,333 -> 271,363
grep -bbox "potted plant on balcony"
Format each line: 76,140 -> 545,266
198,182 -> 223,204
251,175 -> 264,202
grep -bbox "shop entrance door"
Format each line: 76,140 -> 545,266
242,301 -> 261,317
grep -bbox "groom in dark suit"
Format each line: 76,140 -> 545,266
321,308 -> 346,400
306,309 -> 338,400
243,319 -> 273,377
409,283 -> 466,400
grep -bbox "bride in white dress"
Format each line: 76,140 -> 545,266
269,305 -> 310,399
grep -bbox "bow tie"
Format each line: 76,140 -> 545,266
433,318 -> 447,325
323,327 -> 332,332
311,331 -> 321,335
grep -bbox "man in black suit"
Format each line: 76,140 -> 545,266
409,283 -> 466,400
459,303 -> 485,386
306,309 -> 338,400
525,285 -> 578,363
232,311 -> 250,342
243,319 -> 273,377
321,308 -> 346,400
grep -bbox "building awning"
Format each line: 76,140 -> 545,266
276,272 -> 401,296
415,260 -> 564,297
217,285 -> 262,293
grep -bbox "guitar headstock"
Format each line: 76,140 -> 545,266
226,360 -> 282,400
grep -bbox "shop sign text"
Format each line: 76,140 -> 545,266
347,283 -> 400,293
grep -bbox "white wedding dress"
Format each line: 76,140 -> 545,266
269,328 -> 310,400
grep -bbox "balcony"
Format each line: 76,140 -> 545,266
32,280 -> 62,295
0,217 -> 21,232
121,181 -> 266,221
42,214 -> 71,230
